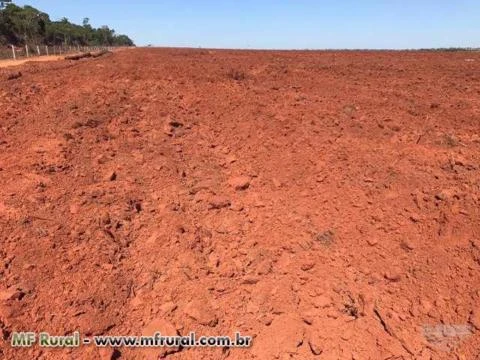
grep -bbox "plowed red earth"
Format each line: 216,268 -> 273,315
1,48 -> 479,360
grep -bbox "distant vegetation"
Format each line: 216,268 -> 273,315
418,47 -> 479,52
0,3 -> 134,47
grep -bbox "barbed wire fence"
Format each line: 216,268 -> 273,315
0,44 -> 114,60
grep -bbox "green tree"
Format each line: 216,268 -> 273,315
0,3 -> 134,47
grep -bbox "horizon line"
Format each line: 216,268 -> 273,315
137,46 -> 480,52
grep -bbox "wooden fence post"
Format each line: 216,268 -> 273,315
25,44 -> 29,57
11,45 -> 16,60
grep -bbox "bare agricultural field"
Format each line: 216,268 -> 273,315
0,48 -> 479,359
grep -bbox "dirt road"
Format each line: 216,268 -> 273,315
0,55 -> 65,68
0,48 -> 479,359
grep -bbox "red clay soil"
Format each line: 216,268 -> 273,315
0,48 -> 479,359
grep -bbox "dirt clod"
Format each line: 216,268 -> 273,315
184,299 -> 218,327
228,176 -> 250,191
308,333 -> 324,356
6,71 -> 22,80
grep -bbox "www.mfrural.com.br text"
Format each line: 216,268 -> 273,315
11,331 -> 252,349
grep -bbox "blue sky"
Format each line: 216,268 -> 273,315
15,0 -> 480,49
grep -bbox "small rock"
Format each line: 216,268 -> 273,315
228,176 -> 251,191
384,271 -> 402,282
96,154 -> 109,164
301,261 -> 315,271
242,276 -> 259,285
308,331 -> 323,355
208,196 -> 231,210
107,171 -> 117,181
401,239 -> 415,251
367,238 -> 378,246
184,299 -> 218,326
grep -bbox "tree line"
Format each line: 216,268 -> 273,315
0,3 -> 134,47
